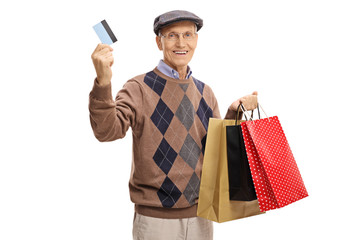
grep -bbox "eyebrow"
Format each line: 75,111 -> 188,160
160,24 -> 197,36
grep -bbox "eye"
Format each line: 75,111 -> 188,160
168,33 -> 176,38
184,32 -> 194,39
185,32 -> 192,37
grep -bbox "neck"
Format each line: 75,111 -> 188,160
176,67 -> 188,79
163,60 -> 188,79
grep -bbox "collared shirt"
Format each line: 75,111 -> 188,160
157,60 -> 193,79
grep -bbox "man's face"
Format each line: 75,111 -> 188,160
156,21 -> 198,71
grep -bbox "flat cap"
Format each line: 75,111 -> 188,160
153,10 -> 203,35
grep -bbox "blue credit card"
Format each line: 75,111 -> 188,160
93,20 -> 117,45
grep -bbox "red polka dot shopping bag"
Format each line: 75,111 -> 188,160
240,104 -> 308,212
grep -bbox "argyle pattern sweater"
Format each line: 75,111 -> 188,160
89,67 -> 235,218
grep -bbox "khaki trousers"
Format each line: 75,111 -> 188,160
132,212 -> 213,240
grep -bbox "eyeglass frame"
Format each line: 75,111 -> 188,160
159,31 -> 198,41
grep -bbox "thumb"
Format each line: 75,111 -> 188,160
252,91 -> 258,95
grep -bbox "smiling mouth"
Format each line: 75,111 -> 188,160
173,51 -> 188,55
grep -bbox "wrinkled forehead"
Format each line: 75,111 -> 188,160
160,21 -> 197,34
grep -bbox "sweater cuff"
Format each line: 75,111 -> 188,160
90,78 -> 113,101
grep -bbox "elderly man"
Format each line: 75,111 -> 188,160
89,10 -> 257,240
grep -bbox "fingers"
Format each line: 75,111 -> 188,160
109,56 -> 114,67
91,44 -> 114,85
240,95 -> 258,110
95,43 -> 113,52
92,44 -> 113,59
98,46 -> 113,55
102,51 -> 113,58
92,44 -> 113,64
93,47 -> 113,58
229,91 -> 259,113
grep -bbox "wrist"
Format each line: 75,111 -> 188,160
96,77 -> 111,87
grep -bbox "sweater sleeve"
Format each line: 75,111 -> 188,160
88,78 -> 144,142
224,107 -> 237,119
212,98 -> 221,119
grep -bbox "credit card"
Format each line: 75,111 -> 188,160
93,20 -> 117,45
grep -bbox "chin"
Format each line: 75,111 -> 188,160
174,59 -> 190,67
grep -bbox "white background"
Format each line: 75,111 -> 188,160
1,0 -> 359,239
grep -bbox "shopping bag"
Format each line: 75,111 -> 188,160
226,105 -> 257,201
240,104 -> 308,212
197,117 -> 263,223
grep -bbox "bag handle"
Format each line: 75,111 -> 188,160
240,103 -> 270,122
240,103 -> 261,121
235,104 -> 254,125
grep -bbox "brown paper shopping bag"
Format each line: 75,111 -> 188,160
197,118 -> 263,223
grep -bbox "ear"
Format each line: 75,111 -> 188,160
156,36 -> 163,51
194,33 -> 198,47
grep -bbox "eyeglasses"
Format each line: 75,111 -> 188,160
160,31 -> 197,41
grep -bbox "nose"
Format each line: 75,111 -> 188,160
176,36 -> 186,48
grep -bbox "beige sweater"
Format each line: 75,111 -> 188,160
89,67 -> 235,218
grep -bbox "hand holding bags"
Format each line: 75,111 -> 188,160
197,115 -> 263,223
240,104 -> 308,212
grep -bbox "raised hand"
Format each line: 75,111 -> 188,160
91,44 -> 114,86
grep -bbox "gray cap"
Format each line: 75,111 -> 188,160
153,10 -> 203,35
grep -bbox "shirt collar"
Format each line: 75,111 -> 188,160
157,60 -> 192,79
